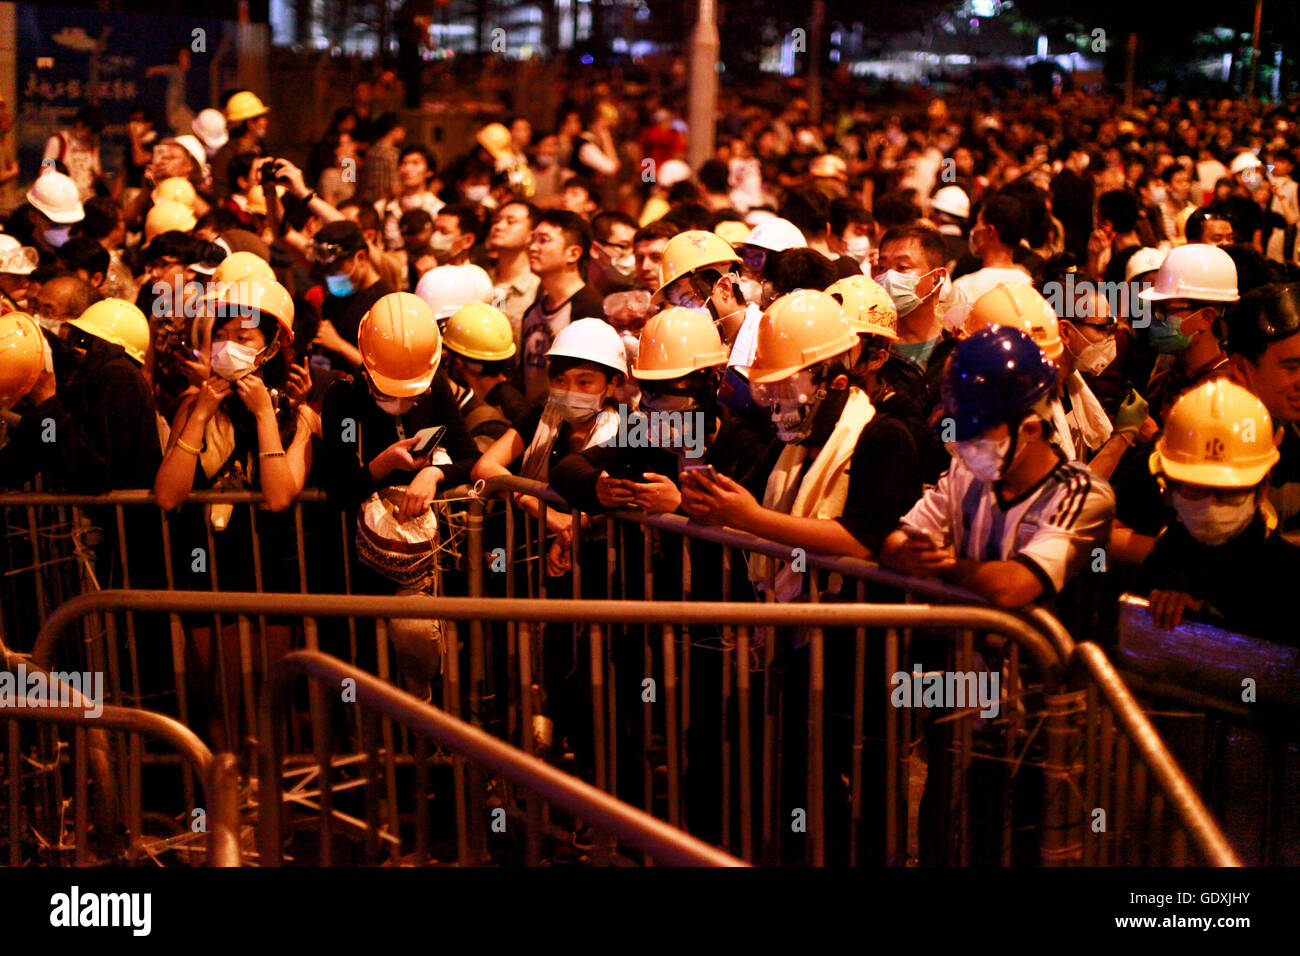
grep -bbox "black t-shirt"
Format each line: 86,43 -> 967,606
1103,244 -> 1142,288
1139,514 -> 1300,646
829,407 -> 922,553
320,278 -> 393,355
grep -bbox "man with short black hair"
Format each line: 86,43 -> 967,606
376,142 -> 443,251
519,209 -> 603,400
486,200 -> 539,349
632,219 -> 677,293
953,194 -> 1032,303
561,178 -> 600,219
588,210 -> 638,297
430,203 -> 479,267
1092,189 -> 1144,286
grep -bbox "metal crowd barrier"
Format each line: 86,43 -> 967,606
1108,595 -> 1298,866
0,485 -> 1241,866
1,644 -> 238,866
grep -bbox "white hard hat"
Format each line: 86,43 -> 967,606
743,217 -> 806,252
172,135 -> 208,172
414,264 -> 494,320
191,109 -> 229,154
1137,243 -> 1239,303
658,159 -> 691,188
1229,151 -> 1263,176
930,185 -> 971,220
26,170 -> 84,224
546,317 -> 628,376
0,235 -> 38,276
1125,246 -> 1166,284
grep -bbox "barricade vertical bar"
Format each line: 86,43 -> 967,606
737,622 -> 753,862
157,508 -> 195,809
444,619 -> 470,866
679,536 -> 690,812
466,496 -> 489,864
642,522 -> 654,814
1130,760 -> 1147,867
248,504 -> 271,685
74,725 -> 88,864
127,731 -> 143,864
1114,732 -> 1130,866
589,621 -> 609,796
414,734 -> 430,865
1099,704 -> 1115,865
1082,685 -> 1100,866
604,521 -> 618,817
1042,690 -> 1084,866
883,622 -> 900,866
720,545 -> 734,851
849,578 -> 867,867
298,506 -> 336,858
7,722 -> 20,865
378,621 -> 402,866
209,753 -> 241,867
955,629 -> 974,866
1000,643 -> 1020,866
339,512 -> 360,677
362,708 -> 382,863
203,520 -> 237,751
760,593 -> 779,865
807,572 -> 825,867
114,505 -> 143,708
662,618 -> 681,827
517,620 -> 542,866
1150,791 -> 1165,865
25,505 -> 48,624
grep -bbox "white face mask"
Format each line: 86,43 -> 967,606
738,275 -> 763,307
209,339 -> 263,381
550,388 -> 604,425
953,435 -> 1011,483
844,236 -> 871,265
464,185 -> 490,203
1070,333 -> 1117,376
1171,489 -> 1256,546
1149,185 -> 1168,204
610,251 -> 637,279
375,395 -> 415,416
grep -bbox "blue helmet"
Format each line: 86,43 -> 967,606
941,326 -> 1059,441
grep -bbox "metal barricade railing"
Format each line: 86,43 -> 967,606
260,649 -> 744,867
0,481 -> 1243,866
1103,594 -> 1295,866
1,643 -> 238,866
33,589 -> 1100,867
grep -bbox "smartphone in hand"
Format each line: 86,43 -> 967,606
410,425 -> 446,459
682,463 -> 720,484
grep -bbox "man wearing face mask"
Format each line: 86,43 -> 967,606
881,326 -> 1115,611
1136,242 -> 1239,425
310,220 -> 393,371
1140,379 -> 1300,643
587,211 -> 639,298
428,204 -> 479,268
24,169 -> 84,266
684,290 -> 921,596
875,225 -> 959,421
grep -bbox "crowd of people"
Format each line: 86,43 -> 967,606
1,78 -> 1299,668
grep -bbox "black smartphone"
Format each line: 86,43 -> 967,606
604,459 -> 646,482
681,463 -> 719,483
260,159 -> 284,185
410,425 -> 446,459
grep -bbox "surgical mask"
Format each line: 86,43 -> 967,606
209,339 -> 263,381
640,391 -> 698,414
738,275 -> 763,307
610,251 -> 637,279
429,234 -> 455,256
42,226 -> 71,249
550,388 -> 604,425
845,236 -> 871,264
1149,185 -> 1167,204
878,269 -> 938,319
1171,489 -> 1256,546
1148,312 -> 1194,354
35,314 -> 62,334
464,185 -> 489,203
953,435 -> 1011,483
1070,333 -> 1117,376
325,271 -> 356,297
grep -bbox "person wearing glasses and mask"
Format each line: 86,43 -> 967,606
308,220 -> 393,371
1140,379 -> 1300,643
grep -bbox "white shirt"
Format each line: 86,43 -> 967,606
900,456 -> 1115,596
952,266 -> 1032,305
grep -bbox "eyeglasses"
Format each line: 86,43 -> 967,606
1167,481 -> 1255,505
664,275 -> 714,309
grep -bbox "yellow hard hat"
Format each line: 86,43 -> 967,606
359,292 -> 442,397
652,230 -> 741,305
827,274 -> 899,341
476,122 -> 513,160
67,298 -> 150,364
966,283 -> 1063,360
225,91 -> 270,125
152,177 -> 198,210
1150,379 -> 1279,488
0,313 -> 45,409
746,289 -> 858,384
244,184 -> 286,217
215,276 -> 294,343
145,200 -> 197,243
213,250 -> 275,286
633,307 -> 729,380
442,302 -> 516,362
714,220 -> 751,246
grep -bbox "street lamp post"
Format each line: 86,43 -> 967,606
687,0 -> 719,171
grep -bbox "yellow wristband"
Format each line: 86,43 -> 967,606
176,438 -> 202,456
